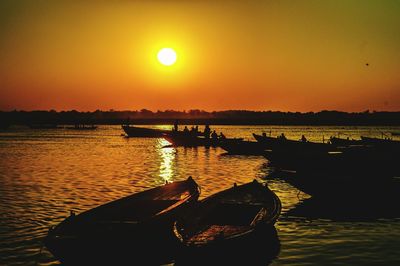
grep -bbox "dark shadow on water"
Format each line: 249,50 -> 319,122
265,166 -> 400,221
53,241 -> 179,266
281,178 -> 400,222
284,192 -> 400,222
44,230 -> 181,265
47,228 -> 280,265
219,152 -> 263,159
174,227 -> 280,266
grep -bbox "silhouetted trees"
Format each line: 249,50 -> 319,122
0,109 -> 399,126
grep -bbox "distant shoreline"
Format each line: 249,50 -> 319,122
1,110 -> 400,126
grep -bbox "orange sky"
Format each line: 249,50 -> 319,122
0,1 -> 399,112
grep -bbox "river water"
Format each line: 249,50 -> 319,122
0,125 -> 399,265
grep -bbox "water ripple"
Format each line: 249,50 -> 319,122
0,125 -> 399,265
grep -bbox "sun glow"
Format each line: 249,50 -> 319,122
157,48 -> 177,66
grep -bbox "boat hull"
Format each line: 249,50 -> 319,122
45,177 -> 200,264
122,125 -> 170,137
173,180 -> 281,250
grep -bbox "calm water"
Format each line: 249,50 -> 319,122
0,125 -> 399,265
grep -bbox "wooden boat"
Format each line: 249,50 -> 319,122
65,124 -> 98,130
328,136 -> 361,147
174,227 -> 280,265
253,133 -> 334,152
122,125 -> 170,137
219,140 -> 266,155
286,188 -> 400,220
361,136 -> 400,147
266,144 -> 400,198
0,123 -> 10,130
275,168 -> 400,198
173,180 -> 281,249
28,124 -> 62,129
264,145 -> 399,176
163,134 -> 242,148
44,177 -> 200,264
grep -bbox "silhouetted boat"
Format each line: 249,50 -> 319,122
219,140 -> 266,155
164,134 -> 242,148
122,125 -> 170,137
328,136 -> 361,147
173,180 -> 281,250
44,177 -> 200,264
265,145 -> 399,176
360,136 -> 400,147
28,124 -> 62,129
0,123 -> 10,130
266,144 -> 400,197
65,124 -> 98,130
286,188 -> 400,220
174,227 -> 280,265
274,168 -> 400,198
253,133 -> 334,152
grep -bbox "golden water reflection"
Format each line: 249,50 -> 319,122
157,138 -> 176,183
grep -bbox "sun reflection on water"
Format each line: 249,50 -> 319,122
157,138 -> 176,183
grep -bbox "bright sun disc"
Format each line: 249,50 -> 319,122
157,48 -> 177,66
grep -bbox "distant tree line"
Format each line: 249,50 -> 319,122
0,109 -> 399,126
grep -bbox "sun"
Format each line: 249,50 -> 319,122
157,48 -> 177,66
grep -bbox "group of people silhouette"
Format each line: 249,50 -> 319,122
262,131 -> 307,142
172,120 -> 225,140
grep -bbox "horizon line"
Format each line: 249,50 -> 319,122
1,109 -> 400,113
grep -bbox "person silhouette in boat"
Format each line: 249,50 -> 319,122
183,126 -> 189,135
211,130 -> 218,140
173,120 -> 179,132
219,132 -> 226,140
204,124 -> 211,139
301,135 -> 307,142
279,133 -> 287,140
190,126 -> 198,137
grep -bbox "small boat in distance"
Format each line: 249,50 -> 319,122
253,133 -> 334,152
163,133 -> 242,148
122,124 -> 171,137
45,177 -> 200,264
65,124 -> 98,130
328,136 -> 361,147
173,180 -> 281,249
361,136 -> 400,146
219,140 -> 266,155
28,124 -> 62,129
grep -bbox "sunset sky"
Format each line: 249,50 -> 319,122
0,0 -> 399,112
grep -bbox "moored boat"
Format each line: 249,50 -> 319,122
65,124 -> 98,130
264,145 -> 399,176
28,124 -> 62,129
122,124 -> 170,137
173,180 -> 281,250
0,122 -> 10,130
253,133 -> 334,152
274,168 -> 400,198
360,136 -> 400,147
44,177 -> 200,264
219,140 -> 266,155
163,133 -> 242,148
328,136 -> 361,147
